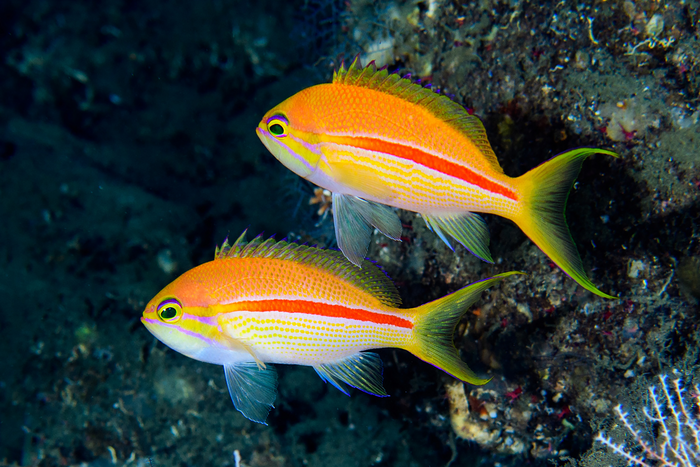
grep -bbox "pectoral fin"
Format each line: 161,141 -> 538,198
314,352 -> 388,397
224,362 -> 278,425
216,318 -> 265,370
423,211 -> 493,263
332,193 -> 402,266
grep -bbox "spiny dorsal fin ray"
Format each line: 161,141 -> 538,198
214,230 -> 401,307
333,56 -> 504,175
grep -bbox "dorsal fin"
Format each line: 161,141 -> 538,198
333,56 -> 504,174
214,230 -> 401,307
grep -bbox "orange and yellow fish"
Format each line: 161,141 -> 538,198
256,57 -> 617,298
141,231 -> 518,424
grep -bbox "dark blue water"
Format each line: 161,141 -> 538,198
1,1 -> 698,466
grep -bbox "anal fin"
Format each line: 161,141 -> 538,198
224,362 -> 278,425
314,352 -> 388,397
332,193 -> 402,266
423,211 -> 493,263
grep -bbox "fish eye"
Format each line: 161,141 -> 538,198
266,115 -> 288,138
157,298 -> 183,323
269,123 -> 285,136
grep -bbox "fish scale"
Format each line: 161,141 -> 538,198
142,231 -> 519,424
223,309 -> 409,365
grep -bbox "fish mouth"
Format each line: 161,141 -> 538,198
257,131 -> 314,177
255,128 -> 275,152
140,316 -> 159,335
255,126 -> 273,147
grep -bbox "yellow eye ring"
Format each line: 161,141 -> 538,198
267,116 -> 288,138
157,298 -> 183,323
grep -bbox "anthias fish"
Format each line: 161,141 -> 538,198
141,231 -> 517,424
256,57 -> 617,298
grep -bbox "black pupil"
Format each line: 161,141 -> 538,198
161,306 -> 177,319
269,123 -> 284,136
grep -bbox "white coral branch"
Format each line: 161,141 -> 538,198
596,374 -> 700,467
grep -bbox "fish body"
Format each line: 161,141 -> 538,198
264,82 -> 519,217
256,57 -> 617,298
142,231 -> 517,424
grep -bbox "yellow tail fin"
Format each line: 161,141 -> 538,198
409,272 -> 522,385
513,148 -> 617,299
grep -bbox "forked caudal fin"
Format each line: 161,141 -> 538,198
410,272 -> 522,385
513,148 -> 618,299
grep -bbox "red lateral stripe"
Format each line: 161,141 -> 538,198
235,299 -> 413,329
333,135 -> 517,201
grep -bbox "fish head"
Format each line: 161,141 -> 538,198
256,88 -> 323,179
141,270 -> 220,363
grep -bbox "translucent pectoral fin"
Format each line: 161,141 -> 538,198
332,193 -> 402,266
224,362 -> 278,425
423,211 -> 493,263
314,352 -> 388,397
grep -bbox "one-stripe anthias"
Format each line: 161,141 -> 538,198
256,57 -> 618,299
141,231 -> 519,424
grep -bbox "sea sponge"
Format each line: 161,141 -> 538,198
599,98 -> 658,142
445,380 -> 500,446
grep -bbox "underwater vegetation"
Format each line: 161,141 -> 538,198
0,0 -> 699,466
595,374 -> 700,467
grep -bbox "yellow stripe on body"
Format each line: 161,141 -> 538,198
220,309 -> 413,366
321,142 -> 522,217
